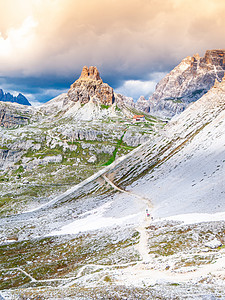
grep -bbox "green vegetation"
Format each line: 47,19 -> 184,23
102,148 -> 118,166
100,104 -> 110,109
103,275 -> 112,282
102,129 -> 127,166
0,103 -> 163,216
0,176 -> 9,182
15,165 -> 24,173
0,230 -> 139,289
0,269 -> 30,289
172,99 -> 183,103
0,195 -> 14,214
146,223 -> 225,263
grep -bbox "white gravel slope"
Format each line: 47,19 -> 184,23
132,96 -> 225,220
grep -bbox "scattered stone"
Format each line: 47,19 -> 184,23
205,238 -> 222,249
22,179 -> 29,184
88,155 -> 97,163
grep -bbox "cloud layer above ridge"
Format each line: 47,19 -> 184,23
0,0 -> 225,103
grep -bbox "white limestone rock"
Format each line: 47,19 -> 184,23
147,50 -> 225,118
205,238 -> 222,249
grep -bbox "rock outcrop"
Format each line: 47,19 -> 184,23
67,66 -> 115,105
135,96 -> 149,112
115,93 -> 135,109
0,108 -> 29,128
144,50 -> 225,118
0,89 -> 31,106
0,149 -> 24,170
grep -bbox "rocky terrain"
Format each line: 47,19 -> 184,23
0,102 -> 36,128
0,67 -> 162,217
1,66 -> 225,299
135,49 -> 225,118
0,89 -> 30,106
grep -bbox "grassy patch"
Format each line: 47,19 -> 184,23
102,129 -> 127,166
0,269 -> 31,289
0,230 -> 139,289
103,275 -> 112,282
15,165 -> 24,173
100,104 -> 110,109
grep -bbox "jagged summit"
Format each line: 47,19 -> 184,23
141,49 -> 225,118
67,66 -> 114,105
79,66 -> 102,82
204,49 -> 225,66
0,89 -> 31,106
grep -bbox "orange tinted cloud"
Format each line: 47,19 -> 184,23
0,0 -> 224,100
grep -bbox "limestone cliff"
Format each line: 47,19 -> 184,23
135,96 -> 149,112
146,49 -> 225,117
0,102 -> 34,128
0,109 -> 29,128
67,66 -> 115,105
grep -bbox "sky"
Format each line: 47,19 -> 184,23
0,0 -> 224,105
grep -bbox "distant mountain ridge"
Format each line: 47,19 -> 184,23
0,89 -> 31,106
135,49 -> 225,118
0,66 -> 148,128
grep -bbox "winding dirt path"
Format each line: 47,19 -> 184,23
102,175 -> 152,263
1,268 -> 36,282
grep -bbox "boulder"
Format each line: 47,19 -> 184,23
205,238 -> 222,249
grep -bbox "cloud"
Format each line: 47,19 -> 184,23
0,0 -> 224,102
115,72 -> 167,101
0,16 -> 37,58
25,88 -> 68,106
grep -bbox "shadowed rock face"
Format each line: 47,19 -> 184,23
0,109 -> 29,128
68,66 -> 115,105
143,50 -> 225,118
0,89 -> 31,106
136,96 -> 149,113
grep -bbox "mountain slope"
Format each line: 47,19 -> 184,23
132,78 -> 225,218
1,69 -> 225,298
0,67 -> 162,216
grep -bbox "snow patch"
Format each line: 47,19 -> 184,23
159,211 -> 225,225
49,201 -> 141,236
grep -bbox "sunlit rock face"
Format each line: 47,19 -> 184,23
144,50 -> 225,118
68,66 -> 115,105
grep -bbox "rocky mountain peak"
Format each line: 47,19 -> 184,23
193,53 -> 200,60
145,49 -> 225,118
135,96 -> 149,112
67,66 -> 114,105
0,89 -> 31,106
79,66 -> 102,81
204,49 -> 225,66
